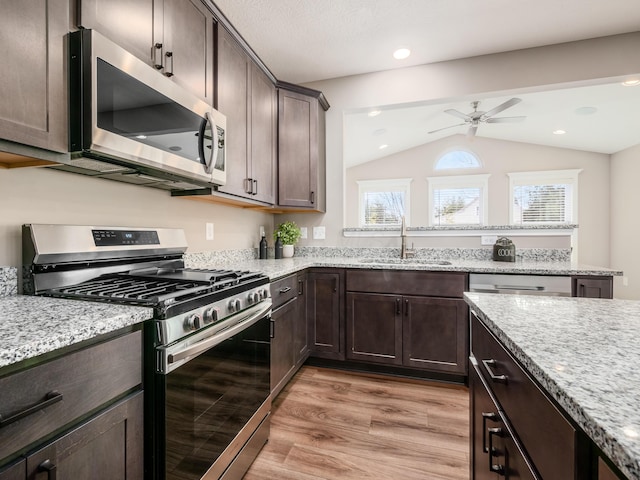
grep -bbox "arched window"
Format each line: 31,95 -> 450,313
435,149 -> 481,170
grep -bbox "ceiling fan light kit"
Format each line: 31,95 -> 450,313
429,97 -> 526,137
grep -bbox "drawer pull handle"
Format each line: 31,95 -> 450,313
38,459 -> 57,480
0,391 -> 63,428
278,287 -> 291,294
482,359 -> 508,384
488,427 -> 505,476
481,412 -> 498,452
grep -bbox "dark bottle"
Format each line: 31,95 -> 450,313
259,235 -> 268,259
274,232 -> 283,259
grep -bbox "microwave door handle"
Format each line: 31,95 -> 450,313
199,113 -> 218,174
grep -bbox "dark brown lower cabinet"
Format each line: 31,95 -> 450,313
26,392 -> 143,480
0,330 -> 144,479
599,457 -> 625,480
307,269 -> 344,360
345,290 -> 468,374
294,272 -> 310,365
572,276 -> 613,298
403,296 -> 467,373
270,297 -> 297,396
470,362 -> 536,480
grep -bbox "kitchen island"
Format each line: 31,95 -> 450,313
465,292 -> 640,480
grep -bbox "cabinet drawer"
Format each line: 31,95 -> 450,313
347,270 -> 467,298
0,331 -> 142,463
271,274 -> 298,309
471,314 -> 576,480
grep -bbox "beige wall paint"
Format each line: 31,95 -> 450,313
611,143 -> 640,299
0,167 -> 273,266
280,32 -> 639,266
344,135 -> 610,266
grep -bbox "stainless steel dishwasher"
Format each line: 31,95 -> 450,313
469,273 -> 571,296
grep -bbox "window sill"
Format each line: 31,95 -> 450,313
342,224 -> 577,237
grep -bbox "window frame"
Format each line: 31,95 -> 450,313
508,169 -> 582,225
356,178 -> 412,227
426,174 -> 490,226
434,148 -> 482,171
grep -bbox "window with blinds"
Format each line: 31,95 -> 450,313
357,178 -> 411,227
427,174 -> 489,226
432,187 -> 482,225
508,170 -> 581,225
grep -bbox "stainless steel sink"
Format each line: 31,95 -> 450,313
358,258 -> 452,265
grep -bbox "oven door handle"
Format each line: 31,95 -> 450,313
167,302 -> 271,367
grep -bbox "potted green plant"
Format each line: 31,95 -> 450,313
274,221 -> 301,258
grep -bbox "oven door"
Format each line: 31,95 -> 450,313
151,302 -> 271,480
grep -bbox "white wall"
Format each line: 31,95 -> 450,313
344,135 -> 610,266
611,143 -> 640,299
281,32 -> 639,263
0,167 -> 273,266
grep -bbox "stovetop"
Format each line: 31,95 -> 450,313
43,268 -> 269,319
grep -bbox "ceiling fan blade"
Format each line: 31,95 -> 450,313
467,124 -> 478,138
444,109 -> 471,121
428,123 -> 466,134
480,97 -> 522,120
485,116 -> 526,124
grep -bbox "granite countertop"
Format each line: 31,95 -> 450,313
464,292 -> 640,480
184,255 -> 623,280
0,296 -> 153,369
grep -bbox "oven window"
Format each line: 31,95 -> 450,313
96,59 -> 207,165
164,317 -> 270,480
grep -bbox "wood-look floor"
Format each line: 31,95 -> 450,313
243,366 -> 470,480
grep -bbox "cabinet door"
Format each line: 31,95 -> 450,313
0,461 -> 24,480
294,273 -> 310,365
25,392 -> 143,480
308,270 -> 344,360
271,299 -> 297,396
278,89 -> 319,208
403,296 -> 468,374
216,27 -> 250,198
470,363 -> 537,480
78,0 -> 155,66
249,64 -> 277,203
162,0 -> 214,103
572,276 -> 613,299
1,0 -> 68,152
346,293 -> 402,365
598,457 -> 624,480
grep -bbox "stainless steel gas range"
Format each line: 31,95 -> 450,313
22,224 -> 271,480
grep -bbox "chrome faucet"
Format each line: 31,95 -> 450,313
400,216 -> 415,259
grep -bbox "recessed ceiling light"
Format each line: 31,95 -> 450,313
553,130 -> 566,135
379,144 -> 388,150
135,135 -> 147,139
368,110 -> 381,117
373,128 -> 387,136
393,48 -> 411,60
575,106 -> 597,115
621,79 -> 640,87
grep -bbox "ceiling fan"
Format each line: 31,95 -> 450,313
429,97 -> 525,137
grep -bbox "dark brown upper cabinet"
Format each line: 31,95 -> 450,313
0,0 -> 69,156
277,83 -> 329,212
216,26 -> 276,205
78,0 -> 214,104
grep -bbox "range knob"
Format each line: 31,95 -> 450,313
247,292 -> 257,304
203,307 -> 218,324
228,298 -> 242,313
184,313 -> 202,331
259,288 -> 269,300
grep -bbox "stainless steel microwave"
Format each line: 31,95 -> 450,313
67,29 -> 226,188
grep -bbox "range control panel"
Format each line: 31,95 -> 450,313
92,229 -> 160,246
